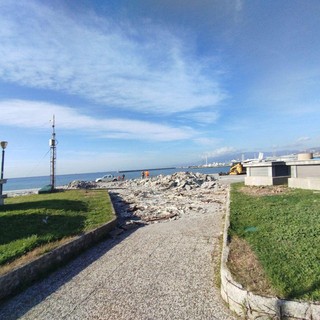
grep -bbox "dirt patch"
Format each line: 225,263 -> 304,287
227,236 -> 277,296
240,185 -> 290,197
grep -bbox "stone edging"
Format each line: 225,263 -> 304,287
0,192 -> 118,301
220,188 -> 320,320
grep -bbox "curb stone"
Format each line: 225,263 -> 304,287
220,188 -> 320,320
0,191 -> 117,301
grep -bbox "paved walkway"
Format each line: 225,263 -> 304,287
0,189 -> 237,319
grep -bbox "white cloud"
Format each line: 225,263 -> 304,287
181,111 -> 220,125
207,146 -> 237,158
0,100 -> 194,141
193,137 -> 221,146
0,0 -> 225,114
297,136 -> 310,142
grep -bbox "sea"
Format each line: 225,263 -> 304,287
3,166 -> 230,193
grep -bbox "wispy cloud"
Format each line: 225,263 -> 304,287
297,136 -> 310,142
194,137 -> 221,146
0,100 -> 195,141
180,111 -> 220,125
206,146 -> 237,158
0,0 -> 225,114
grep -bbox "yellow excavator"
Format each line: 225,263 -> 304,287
229,162 -> 246,175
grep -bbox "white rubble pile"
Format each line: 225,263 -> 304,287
66,180 -> 99,189
106,172 -> 227,228
125,171 -> 217,191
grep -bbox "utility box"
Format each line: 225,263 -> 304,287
244,161 -> 290,186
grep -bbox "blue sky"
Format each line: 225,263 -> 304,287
0,0 -> 319,178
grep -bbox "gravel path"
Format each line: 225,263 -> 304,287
0,176 -> 238,320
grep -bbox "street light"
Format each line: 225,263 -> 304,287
0,141 -> 8,204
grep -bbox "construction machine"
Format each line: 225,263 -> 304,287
229,162 -> 246,175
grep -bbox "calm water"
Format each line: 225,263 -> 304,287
3,167 -> 230,192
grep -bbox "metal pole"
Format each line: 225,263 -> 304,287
0,149 -> 5,196
50,115 -> 56,191
51,138 -> 55,189
1,149 -> 4,179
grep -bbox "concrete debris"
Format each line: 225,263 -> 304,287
104,172 -> 227,228
64,172 -> 227,229
67,180 -> 98,189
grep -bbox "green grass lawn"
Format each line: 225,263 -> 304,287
0,189 -> 114,266
229,183 -> 320,301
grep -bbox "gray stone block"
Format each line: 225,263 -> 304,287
281,299 -> 311,319
311,303 -> 320,319
247,292 -> 279,319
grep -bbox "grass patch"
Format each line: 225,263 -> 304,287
0,189 -> 114,267
229,183 -> 320,301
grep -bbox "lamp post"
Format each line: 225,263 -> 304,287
0,141 -> 8,204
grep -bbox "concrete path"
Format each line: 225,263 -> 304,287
0,190 -> 237,319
